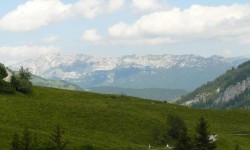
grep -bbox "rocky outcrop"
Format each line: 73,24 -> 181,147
215,77 -> 250,103
3,69 -> 12,82
183,92 -> 213,106
182,77 -> 250,106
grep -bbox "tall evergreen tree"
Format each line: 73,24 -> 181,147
167,114 -> 186,139
152,127 -> 161,146
21,127 -> 32,150
49,124 -> 68,150
235,143 -> 240,150
194,117 -> 216,150
174,128 -> 193,150
11,132 -> 20,150
32,133 -> 41,150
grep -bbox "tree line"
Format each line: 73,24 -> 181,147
11,124 -> 94,150
152,115 -> 217,150
152,115 -> 242,150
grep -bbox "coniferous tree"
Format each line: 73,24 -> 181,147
235,143 -> 240,150
32,133 -> 41,150
174,127 -> 193,150
152,127 -> 161,146
167,114 -> 186,139
194,117 -> 216,150
49,124 -> 68,150
11,132 -> 20,150
21,127 -> 32,150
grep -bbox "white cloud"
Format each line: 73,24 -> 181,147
107,4 -> 250,45
0,0 -> 72,32
108,37 -> 174,45
82,28 -> 174,45
42,36 -> 60,44
82,29 -> 102,42
221,50 -> 234,58
0,45 -> 59,65
73,0 -> 124,18
0,0 -> 124,32
131,0 -> 167,12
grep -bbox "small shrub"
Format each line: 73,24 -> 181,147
16,79 -> 32,93
11,76 -> 32,93
0,80 -> 15,94
80,144 -> 95,150
11,132 -> 20,150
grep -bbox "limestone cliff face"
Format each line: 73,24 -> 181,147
182,77 -> 250,107
178,60 -> 250,109
215,77 -> 250,103
183,92 -> 213,106
3,69 -> 12,82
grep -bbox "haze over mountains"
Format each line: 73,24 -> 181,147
10,53 -> 250,92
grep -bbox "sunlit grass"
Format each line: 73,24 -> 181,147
0,86 -> 249,149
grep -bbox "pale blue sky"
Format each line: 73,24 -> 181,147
1,0 -> 250,64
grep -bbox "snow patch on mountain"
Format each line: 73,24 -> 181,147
9,53 -> 246,90
9,53 -> 232,80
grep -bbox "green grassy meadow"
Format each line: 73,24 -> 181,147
0,86 -> 250,149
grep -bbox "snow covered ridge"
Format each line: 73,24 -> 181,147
10,53 -> 231,72
8,53 -> 241,80
8,53 -> 249,90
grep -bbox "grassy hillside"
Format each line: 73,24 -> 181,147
0,86 -> 250,149
31,75 -> 82,91
89,87 -> 187,101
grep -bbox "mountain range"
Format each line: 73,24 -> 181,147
10,53 -> 250,91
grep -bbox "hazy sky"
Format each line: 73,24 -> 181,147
1,0 -> 250,64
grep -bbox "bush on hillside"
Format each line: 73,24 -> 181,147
0,80 -> 15,94
11,76 -> 32,93
10,67 -> 33,94
79,145 -> 95,150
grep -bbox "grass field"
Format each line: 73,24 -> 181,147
0,86 -> 250,149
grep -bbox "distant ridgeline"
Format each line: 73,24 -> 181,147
31,75 -> 82,91
89,87 -> 187,101
177,60 -> 250,109
0,63 -> 32,94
